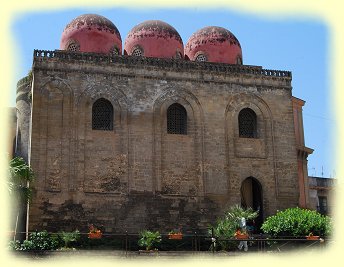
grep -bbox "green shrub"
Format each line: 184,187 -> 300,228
209,217 -> 238,251
20,240 -> 35,250
261,207 -> 332,237
8,240 -> 21,250
225,204 -> 259,221
20,231 -> 59,250
138,230 -> 161,251
59,230 -> 80,248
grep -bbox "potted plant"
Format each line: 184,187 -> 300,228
59,230 -> 80,249
138,230 -> 161,252
88,224 -> 102,239
306,232 -> 320,240
168,230 -> 183,240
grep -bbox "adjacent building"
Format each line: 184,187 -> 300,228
308,176 -> 335,216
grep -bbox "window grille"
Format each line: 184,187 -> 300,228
132,47 -> 143,57
195,54 -> 207,62
237,56 -> 243,65
67,42 -> 80,52
175,51 -> 183,59
167,103 -> 187,135
92,98 -> 113,131
238,108 -> 257,138
318,196 -> 328,215
111,46 -> 119,56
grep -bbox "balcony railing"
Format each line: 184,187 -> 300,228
309,177 -> 335,189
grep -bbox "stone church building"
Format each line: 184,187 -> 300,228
15,14 -> 313,233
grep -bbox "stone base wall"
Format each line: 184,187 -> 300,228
29,191 -> 219,234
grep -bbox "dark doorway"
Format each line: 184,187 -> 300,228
240,177 -> 263,232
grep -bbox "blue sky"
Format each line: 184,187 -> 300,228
11,7 -> 334,178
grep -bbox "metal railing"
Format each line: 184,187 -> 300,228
309,177 -> 335,189
9,230 -> 330,257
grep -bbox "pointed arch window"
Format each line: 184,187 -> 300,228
238,108 -> 257,138
15,129 -> 21,156
167,103 -> 187,135
92,98 -> 113,131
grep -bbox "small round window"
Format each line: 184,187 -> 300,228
195,54 -> 207,62
67,42 -> 80,52
237,56 -> 243,65
110,46 -> 120,56
175,51 -> 183,59
132,47 -> 143,57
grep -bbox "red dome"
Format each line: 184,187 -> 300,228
60,14 -> 122,54
184,26 -> 242,64
124,20 -> 184,59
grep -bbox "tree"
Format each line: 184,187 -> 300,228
224,204 -> 259,222
8,157 -> 34,240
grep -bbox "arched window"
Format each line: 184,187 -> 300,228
238,108 -> 257,138
175,51 -> 183,59
236,56 -> 243,65
15,129 -> 21,156
110,46 -> 120,56
92,98 -> 113,131
66,40 -> 80,52
132,47 -> 143,57
167,103 -> 187,135
195,53 -> 207,62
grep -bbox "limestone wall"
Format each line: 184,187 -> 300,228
27,51 -> 299,233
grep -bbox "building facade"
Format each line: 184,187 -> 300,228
308,176 -> 335,216
15,14 -> 312,233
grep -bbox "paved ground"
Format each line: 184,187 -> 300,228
9,242 -> 327,260
11,249 -> 254,260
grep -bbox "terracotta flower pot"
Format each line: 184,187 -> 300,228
89,232 -> 102,239
168,233 -> 183,240
306,235 -> 320,240
235,234 -> 249,239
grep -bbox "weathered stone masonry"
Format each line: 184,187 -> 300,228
17,50 -> 299,233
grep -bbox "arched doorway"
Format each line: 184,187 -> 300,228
240,177 -> 263,232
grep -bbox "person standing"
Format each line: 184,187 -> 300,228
237,217 -> 248,251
